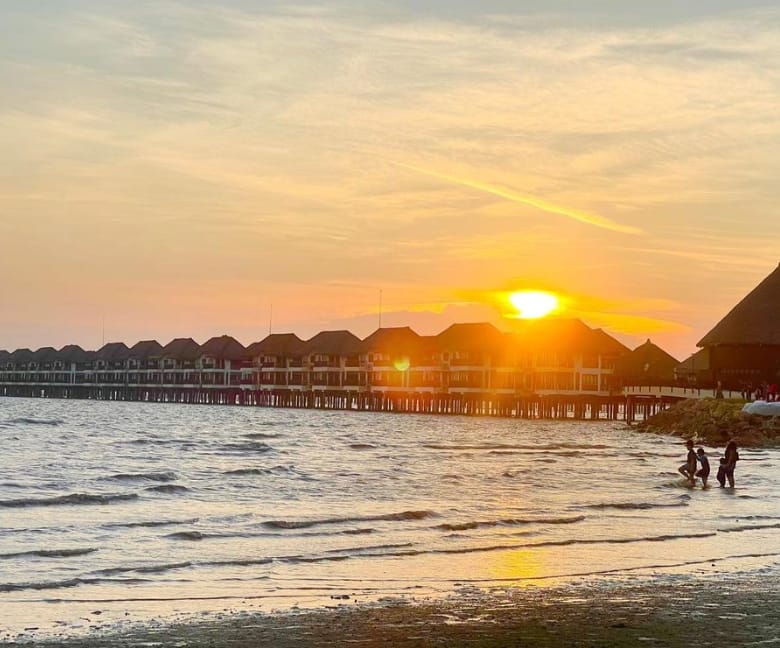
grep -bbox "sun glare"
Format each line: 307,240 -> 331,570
509,290 -> 559,319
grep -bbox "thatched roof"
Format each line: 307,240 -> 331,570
127,340 -> 163,360
31,346 -> 58,363
200,335 -> 246,361
246,333 -> 306,358
615,339 -> 680,379
160,337 -> 202,361
436,322 -> 505,352
58,344 -> 90,363
675,348 -> 710,377
303,330 -> 362,356
360,327 -> 422,353
699,263 -> 780,346
514,318 -> 606,354
96,342 -> 130,362
589,328 -> 631,356
8,348 -> 33,362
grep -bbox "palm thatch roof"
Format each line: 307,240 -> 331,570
96,342 -> 130,362
675,348 -> 710,380
246,333 -> 306,358
303,330 -> 362,356
160,338 -> 202,361
199,335 -> 247,361
698,263 -> 780,346
58,344 -> 90,363
436,322 -> 505,352
614,339 -> 680,380
31,346 -> 59,363
360,327 -> 422,353
127,340 -> 163,360
8,348 -> 33,362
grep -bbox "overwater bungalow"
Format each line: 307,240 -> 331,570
615,339 -> 680,387
698,262 -> 780,388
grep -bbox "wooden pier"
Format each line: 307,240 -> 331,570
0,383 -> 675,422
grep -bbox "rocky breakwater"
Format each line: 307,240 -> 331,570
636,398 -> 780,447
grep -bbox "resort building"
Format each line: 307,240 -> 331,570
697,262 -> 780,389
0,318 -> 668,417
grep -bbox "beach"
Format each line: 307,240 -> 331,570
2,399 -> 780,645
8,572 -> 780,647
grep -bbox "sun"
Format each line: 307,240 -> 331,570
509,290 -> 559,319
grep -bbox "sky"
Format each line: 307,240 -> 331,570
1,0 -> 779,360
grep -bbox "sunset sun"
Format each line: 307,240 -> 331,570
509,290 -> 559,319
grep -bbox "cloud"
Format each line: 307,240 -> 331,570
392,161 -> 642,234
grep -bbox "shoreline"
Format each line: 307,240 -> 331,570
8,572 -> 779,647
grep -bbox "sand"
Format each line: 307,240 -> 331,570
5,573 -> 779,647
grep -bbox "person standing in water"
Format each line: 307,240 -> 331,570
695,447 -> 710,488
722,433 -> 739,488
678,439 -> 697,486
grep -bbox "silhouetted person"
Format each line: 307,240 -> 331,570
716,457 -> 728,487
722,433 -> 739,488
695,447 -> 710,488
678,439 -> 697,486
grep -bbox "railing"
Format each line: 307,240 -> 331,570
622,385 -> 744,399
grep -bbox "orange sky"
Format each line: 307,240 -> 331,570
1,2 -> 779,360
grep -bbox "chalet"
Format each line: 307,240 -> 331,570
159,338 -> 201,385
302,330 -> 362,390
198,335 -> 249,387
615,339 -> 679,386
698,262 -> 780,388
246,333 -> 307,389
674,348 -> 711,386
127,340 -> 164,385
360,326 -> 428,391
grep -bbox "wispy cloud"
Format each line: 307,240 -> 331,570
393,162 -> 642,234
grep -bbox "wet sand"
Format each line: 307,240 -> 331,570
7,574 -> 779,647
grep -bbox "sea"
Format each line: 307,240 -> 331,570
1,397 -> 779,640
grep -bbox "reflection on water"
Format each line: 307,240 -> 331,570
0,397 -> 778,636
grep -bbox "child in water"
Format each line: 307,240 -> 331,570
716,457 -> 728,487
695,447 -> 710,488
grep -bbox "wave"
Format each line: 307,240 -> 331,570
165,531 -> 207,541
203,557 -> 273,568
0,577 -> 150,593
218,441 -> 274,454
243,432 -> 280,440
7,417 -> 63,426
584,501 -> 689,510
144,484 -> 190,494
0,547 -> 98,559
0,493 -> 139,508
105,471 -> 177,482
223,465 -> 313,479
104,517 -> 199,529
263,510 -> 435,530
94,561 -> 193,576
223,468 -> 271,476
718,523 -> 780,533
423,443 -> 611,452
435,515 -> 585,532
349,443 -> 377,450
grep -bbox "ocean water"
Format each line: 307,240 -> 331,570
1,397 -> 779,639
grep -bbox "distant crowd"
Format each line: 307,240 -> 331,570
741,381 -> 778,402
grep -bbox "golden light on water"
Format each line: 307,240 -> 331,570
508,291 -> 559,319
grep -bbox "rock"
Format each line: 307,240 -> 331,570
635,398 -> 779,447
